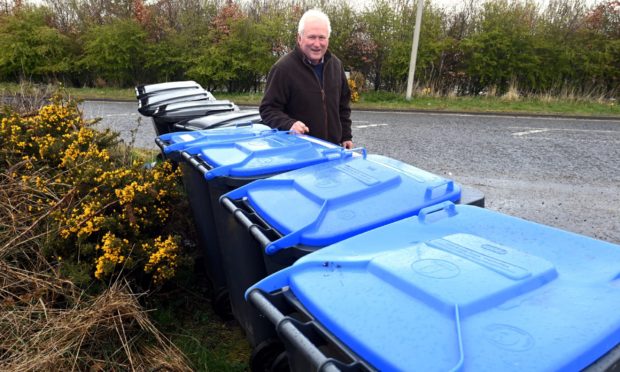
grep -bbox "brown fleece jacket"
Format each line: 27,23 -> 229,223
259,47 -> 352,145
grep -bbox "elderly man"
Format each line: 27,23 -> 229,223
259,9 -> 353,149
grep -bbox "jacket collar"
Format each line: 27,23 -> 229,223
294,46 -> 331,65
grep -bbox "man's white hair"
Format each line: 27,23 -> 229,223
298,9 -> 331,37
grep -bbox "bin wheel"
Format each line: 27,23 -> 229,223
211,288 -> 233,321
250,339 -> 285,372
269,351 -> 289,372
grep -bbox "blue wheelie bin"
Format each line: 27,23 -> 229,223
219,153 -> 472,370
246,202 -> 620,371
170,125 -> 274,319
356,154 -> 485,208
178,132 -> 353,328
155,123 -> 270,162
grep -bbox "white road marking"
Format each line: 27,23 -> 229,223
105,113 -> 137,117
508,126 -> 619,134
512,129 -> 550,136
354,123 -> 389,129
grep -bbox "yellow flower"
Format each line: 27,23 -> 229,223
143,235 -> 180,284
94,232 -> 129,279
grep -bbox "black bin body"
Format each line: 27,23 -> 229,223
247,289 -> 373,372
179,133 -> 354,353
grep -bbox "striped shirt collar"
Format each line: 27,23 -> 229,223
304,56 -> 325,66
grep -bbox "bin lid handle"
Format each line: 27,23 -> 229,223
319,146 -> 366,160
319,146 -> 348,160
424,179 -> 454,200
264,200 -> 329,255
203,155 -> 252,180
245,270 -> 292,299
347,146 -> 367,158
417,201 -> 457,223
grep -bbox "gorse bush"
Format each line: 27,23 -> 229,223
348,78 -> 360,103
0,93 -> 192,286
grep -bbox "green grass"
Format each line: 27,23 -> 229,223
356,91 -> 619,117
152,303 -> 250,371
147,279 -> 251,371
2,82 -> 617,117
65,86 -> 137,100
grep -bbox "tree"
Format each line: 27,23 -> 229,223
79,18 -> 147,86
0,6 -> 74,82
362,0 -> 398,90
185,1 -> 292,92
461,0 -> 540,94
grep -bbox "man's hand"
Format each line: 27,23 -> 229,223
290,121 -> 309,134
342,140 -> 353,149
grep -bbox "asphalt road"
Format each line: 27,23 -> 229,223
80,101 -> 620,245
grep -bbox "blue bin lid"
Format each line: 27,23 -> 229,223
224,154 -> 461,252
249,203 -> 620,371
183,131 -> 349,180
157,123 -> 271,155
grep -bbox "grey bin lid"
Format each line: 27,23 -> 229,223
154,100 -> 238,118
138,90 -> 213,115
135,80 -> 202,99
175,110 -> 262,131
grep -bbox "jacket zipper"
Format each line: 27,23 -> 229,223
305,57 -> 330,136
318,64 -> 328,133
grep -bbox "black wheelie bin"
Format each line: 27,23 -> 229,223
171,109 -> 262,133
169,125 -> 276,319
179,131 -> 361,369
135,80 -> 203,100
150,100 -> 239,136
137,88 -> 214,117
178,132 -> 352,322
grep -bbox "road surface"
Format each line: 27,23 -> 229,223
80,101 -> 620,244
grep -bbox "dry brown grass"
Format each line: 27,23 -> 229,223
0,274 -> 191,371
0,161 -> 58,266
0,81 -> 54,115
1,101 -> 192,371
500,82 -> 521,101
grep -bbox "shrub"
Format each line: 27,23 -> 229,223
348,78 -> 360,103
0,92 -> 193,286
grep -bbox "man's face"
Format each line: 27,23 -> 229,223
297,17 -> 329,64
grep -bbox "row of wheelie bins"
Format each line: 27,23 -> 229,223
135,80 -> 261,136
146,82 -> 620,371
